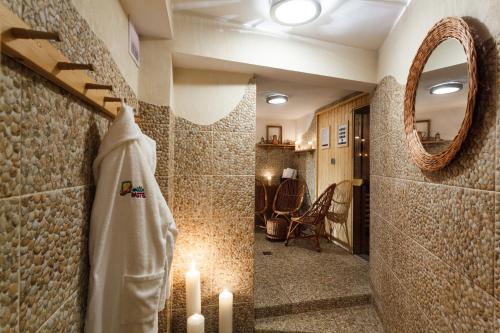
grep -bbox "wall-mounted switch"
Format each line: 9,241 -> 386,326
331,158 -> 335,165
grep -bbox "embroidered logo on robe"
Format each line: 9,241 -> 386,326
120,181 -> 133,196
131,186 -> 146,198
120,181 -> 146,198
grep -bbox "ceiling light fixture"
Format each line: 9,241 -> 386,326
429,81 -> 463,95
270,0 -> 322,26
266,93 -> 289,105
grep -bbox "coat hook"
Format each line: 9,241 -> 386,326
9,28 -> 60,41
85,83 -> 113,91
57,62 -> 94,71
103,97 -> 122,103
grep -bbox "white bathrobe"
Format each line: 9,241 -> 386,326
85,104 -> 177,333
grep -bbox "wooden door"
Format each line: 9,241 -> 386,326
316,94 -> 370,252
352,105 -> 370,255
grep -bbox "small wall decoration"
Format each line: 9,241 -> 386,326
320,127 -> 330,149
337,123 -> 348,147
415,119 -> 430,140
266,125 -> 282,144
128,17 -> 140,66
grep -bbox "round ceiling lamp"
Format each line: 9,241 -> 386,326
266,93 -> 289,105
270,0 -> 322,26
429,81 -> 463,95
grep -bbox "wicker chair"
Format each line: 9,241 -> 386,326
285,183 -> 336,252
255,179 -> 268,229
326,180 -> 353,247
272,178 -> 306,222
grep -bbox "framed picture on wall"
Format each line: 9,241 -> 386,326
320,127 -> 330,149
415,119 -> 431,140
266,125 -> 282,144
128,17 -> 140,67
337,123 -> 348,147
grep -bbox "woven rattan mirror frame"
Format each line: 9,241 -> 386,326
404,17 -> 477,172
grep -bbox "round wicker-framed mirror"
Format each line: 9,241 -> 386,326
404,17 -> 477,172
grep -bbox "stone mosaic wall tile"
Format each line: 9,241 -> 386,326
37,290 -> 86,333
436,186 -> 495,294
212,81 -> 256,133
19,186 -> 90,332
173,176 -> 212,218
0,197 -> 19,332
231,303 -> 255,333
373,176 -> 495,295
213,176 -> 253,218
212,259 -> 253,305
175,116 -> 212,132
440,264 -> 495,332
171,218 -> 215,266
213,132 -> 255,175
0,57 -> 24,198
21,90 -> 106,194
175,130 -> 213,176
213,218 -> 254,261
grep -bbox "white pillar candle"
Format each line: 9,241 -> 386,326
266,174 -> 272,185
218,289 -> 233,333
187,313 -> 204,333
185,260 -> 201,317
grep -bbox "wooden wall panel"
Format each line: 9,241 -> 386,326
316,94 -> 370,252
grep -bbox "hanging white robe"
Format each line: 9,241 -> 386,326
85,104 -> 177,333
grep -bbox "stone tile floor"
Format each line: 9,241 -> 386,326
254,230 -> 384,332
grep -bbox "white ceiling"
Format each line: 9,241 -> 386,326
172,0 -> 410,50
256,75 -> 353,120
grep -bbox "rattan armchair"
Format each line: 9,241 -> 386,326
255,178 -> 268,229
326,180 -> 353,247
285,183 -> 336,252
272,178 -> 306,221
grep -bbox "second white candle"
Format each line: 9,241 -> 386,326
185,260 -> 201,317
219,289 -> 233,333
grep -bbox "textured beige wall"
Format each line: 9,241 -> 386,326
256,117 -> 296,143
173,68 -> 252,125
71,0 -> 140,93
377,0 -> 500,82
139,40 -> 174,107
370,9 -> 500,331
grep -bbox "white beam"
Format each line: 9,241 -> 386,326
172,13 -> 378,87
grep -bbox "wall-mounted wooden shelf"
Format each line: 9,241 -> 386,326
256,143 -> 295,149
294,148 -> 315,153
0,3 -> 124,119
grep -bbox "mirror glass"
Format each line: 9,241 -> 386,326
414,38 -> 468,154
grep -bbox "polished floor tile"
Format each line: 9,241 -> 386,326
254,231 -> 371,313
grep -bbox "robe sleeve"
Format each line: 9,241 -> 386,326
158,200 -> 177,310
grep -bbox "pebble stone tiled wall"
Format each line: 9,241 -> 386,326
165,80 -> 256,332
0,0 -> 141,332
369,20 -> 500,332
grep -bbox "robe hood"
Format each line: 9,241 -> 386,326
93,104 -> 142,179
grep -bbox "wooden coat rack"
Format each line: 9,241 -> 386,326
0,3 -> 131,119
